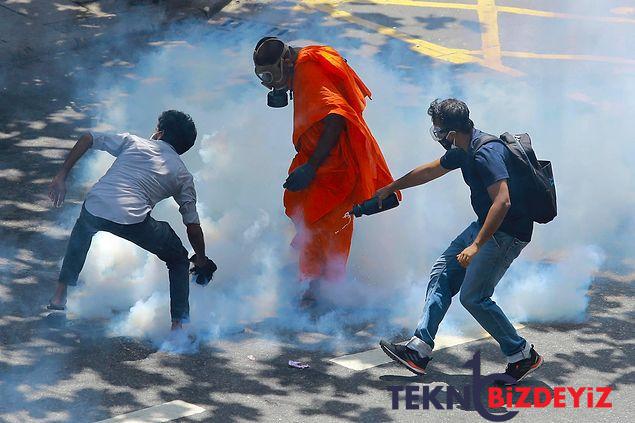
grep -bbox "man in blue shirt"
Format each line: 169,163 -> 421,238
377,99 -> 542,384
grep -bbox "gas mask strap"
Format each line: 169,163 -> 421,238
288,70 -> 294,100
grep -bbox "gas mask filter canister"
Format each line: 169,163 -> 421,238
267,89 -> 289,108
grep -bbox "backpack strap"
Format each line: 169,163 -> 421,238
470,134 -> 502,157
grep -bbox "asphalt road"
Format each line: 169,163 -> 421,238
1,1 -> 634,422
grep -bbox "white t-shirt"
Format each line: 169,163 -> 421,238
83,132 -> 200,225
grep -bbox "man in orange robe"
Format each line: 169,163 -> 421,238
254,37 -> 397,305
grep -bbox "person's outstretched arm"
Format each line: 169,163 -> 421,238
48,132 -> 94,207
375,158 -> 451,207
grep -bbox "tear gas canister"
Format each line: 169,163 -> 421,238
350,193 -> 400,217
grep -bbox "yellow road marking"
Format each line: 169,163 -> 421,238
298,0 -> 634,73
458,48 -> 635,65
500,51 -> 635,65
300,0 -> 522,75
476,0 -> 503,69
301,0 -> 476,64
497,5 -> 635,24
338,0 -> 635,24
456,49 -> 635,65
356,0 -> 477,11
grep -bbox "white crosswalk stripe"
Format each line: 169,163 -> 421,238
330,324 -> 525,371
95,400 -> 205,423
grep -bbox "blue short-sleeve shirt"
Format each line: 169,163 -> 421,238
440,129 -> 533,242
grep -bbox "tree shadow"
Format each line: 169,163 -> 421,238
414,14 -> 457,31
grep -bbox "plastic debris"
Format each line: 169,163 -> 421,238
288,360 -> 310,369
247,355 -> 256,361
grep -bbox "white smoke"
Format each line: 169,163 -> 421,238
58,13 -> 633,352
496,246 -> 605,323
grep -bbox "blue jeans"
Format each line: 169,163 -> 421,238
406,222 -> 530,362
59,205 -> 190,322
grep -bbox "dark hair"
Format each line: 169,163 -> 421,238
157,110 -> 197,154
254,37 -> 286,66
427,98 -> 474,133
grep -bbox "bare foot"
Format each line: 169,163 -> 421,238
48,283 -> 68,309
171,320 -> 183,331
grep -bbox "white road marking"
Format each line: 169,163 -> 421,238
96,400 -> 205,423
329,324 -> 525,371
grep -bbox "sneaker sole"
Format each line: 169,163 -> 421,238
380,343 -> 426,376
508,355 -> 544,385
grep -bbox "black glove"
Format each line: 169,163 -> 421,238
283,163 -> 316,192
189,254 -> 217,286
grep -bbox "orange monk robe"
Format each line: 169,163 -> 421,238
284,46 -> 398,282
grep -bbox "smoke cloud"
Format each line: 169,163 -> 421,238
58,10 -> 632,353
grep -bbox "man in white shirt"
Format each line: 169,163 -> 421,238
47,110 -> 209,330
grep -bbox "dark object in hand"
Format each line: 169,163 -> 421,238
283,163 -> 316,191
350,193 -> 400,217
189,255 -> 218,286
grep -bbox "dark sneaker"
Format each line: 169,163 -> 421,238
380,340 -> 431,375
500,345 -> 543,385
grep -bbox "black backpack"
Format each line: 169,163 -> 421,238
473,132 -> 557,224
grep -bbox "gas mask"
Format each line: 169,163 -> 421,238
254,38 -> 292,108
430,125 -> 454,150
